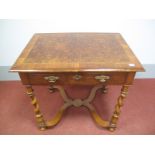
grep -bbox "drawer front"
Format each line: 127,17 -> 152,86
25,72 -> 128,85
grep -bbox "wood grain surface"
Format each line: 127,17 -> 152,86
10,33 -> 144,72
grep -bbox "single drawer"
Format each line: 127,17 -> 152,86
19,72 -> 129,85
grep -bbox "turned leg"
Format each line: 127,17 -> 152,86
26,85 -> 46,130
101,85 -> 108,94
48,85 -> 55,93
109,85 -> 129,131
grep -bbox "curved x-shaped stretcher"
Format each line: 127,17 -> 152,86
46,85 -> 109,128
26,84 -> 129,131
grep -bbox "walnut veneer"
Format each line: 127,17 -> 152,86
10,33 -> 144,131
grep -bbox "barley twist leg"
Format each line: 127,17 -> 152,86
26,85 -> 46,130
109,85 -> 129,131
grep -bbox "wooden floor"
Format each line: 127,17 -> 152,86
0,79 -> 155,135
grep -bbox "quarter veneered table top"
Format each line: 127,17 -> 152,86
10,33 -> 144,72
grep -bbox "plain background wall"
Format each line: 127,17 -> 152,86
0,19 -> 155,78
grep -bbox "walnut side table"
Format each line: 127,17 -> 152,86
10,33 -> 144,131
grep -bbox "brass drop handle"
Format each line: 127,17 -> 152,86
73,74 -> 82,80
44,76 -> 59,83
95,75 -> 110,83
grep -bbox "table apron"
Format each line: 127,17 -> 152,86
19,72 -> 136,85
